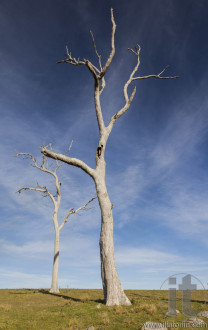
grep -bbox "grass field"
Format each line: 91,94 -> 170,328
0,289 -> 207,329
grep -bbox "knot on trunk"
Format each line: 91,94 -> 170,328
97,144 -> 103,158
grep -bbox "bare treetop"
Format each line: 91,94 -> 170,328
55,8 -> 178,139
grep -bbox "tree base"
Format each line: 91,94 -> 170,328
104,283 -> 132,306
105,293 -> 132,306
49,288 -> 60,294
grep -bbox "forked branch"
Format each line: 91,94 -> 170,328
16,151 -> 61,180
57,9 -> 116,83
56,8 -> 117,135
16,151 -> 62,205
132,65 -> 179,81
107,44 -> 179,135
90,30 -> 106,94
17,185 -> 56,205
59,195 -> 97,231
57,46 -> 98,79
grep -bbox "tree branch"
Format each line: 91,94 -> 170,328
57,46 -> 99,80
16,152 -> 59,180
99,8 -> 116,79
107,44 -> 179,135
57,46 -> 85,66
56,9 -> 117,135
90,30 -> 106,95
64,140 -> 73,155
41,146 -> 95,179
90,30 -> 102,71
16,151 -> 62,206
17,186 -> 56,206
57,7 -> 116,82
59,195 -> 97,231
93,8 -> 116,135
132,65 -> 179,81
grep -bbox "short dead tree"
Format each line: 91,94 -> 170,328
41,9 -> 178,305
16,150 -> 96,293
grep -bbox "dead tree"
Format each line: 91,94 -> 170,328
41,9 -> 178,305
16,150 -> 96,293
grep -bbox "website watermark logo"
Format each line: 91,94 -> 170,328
159,273 -> 206,317
143,321 -> 207,328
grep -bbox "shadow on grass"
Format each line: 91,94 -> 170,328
39,289 -> 105,304
9,289 -> 36,294
93,298 -> 105,304
158,295 -> 207,304
39,289 -> 81,302
9,292 -> 26,294
190,299 -> 207,304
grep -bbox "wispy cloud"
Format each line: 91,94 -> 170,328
0,238 -> 53,256
0,267 -> 79,289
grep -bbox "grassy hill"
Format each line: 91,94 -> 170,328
0,289 -> 207,329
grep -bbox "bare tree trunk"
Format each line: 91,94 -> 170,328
50,225 -> 60,293
95,174 -> 131,306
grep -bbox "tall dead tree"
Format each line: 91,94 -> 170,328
41,9 -> 178,305
17,151 -> 96,293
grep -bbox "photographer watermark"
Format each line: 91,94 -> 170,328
143,321 -> 207,328
159,273 -> 207,317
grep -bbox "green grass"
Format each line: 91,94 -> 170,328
0,289 -> 207,329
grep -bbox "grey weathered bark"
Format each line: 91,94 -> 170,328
41,8 -> 178,305
51,221 -> 60,293
16,151 -> 96,294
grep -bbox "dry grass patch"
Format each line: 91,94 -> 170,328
157,301 -> 168,311
0,303 -> 11,311
114,305 -> 129,316
137,303 -> 157,315
100,311 -> 110,326
114,305 -> 124,315
131,297 -> 138,304
67,317 -> 83,330
126,319 -> 136,327
80,294 -> 90,302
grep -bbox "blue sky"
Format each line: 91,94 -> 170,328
1,0 -> 208,291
